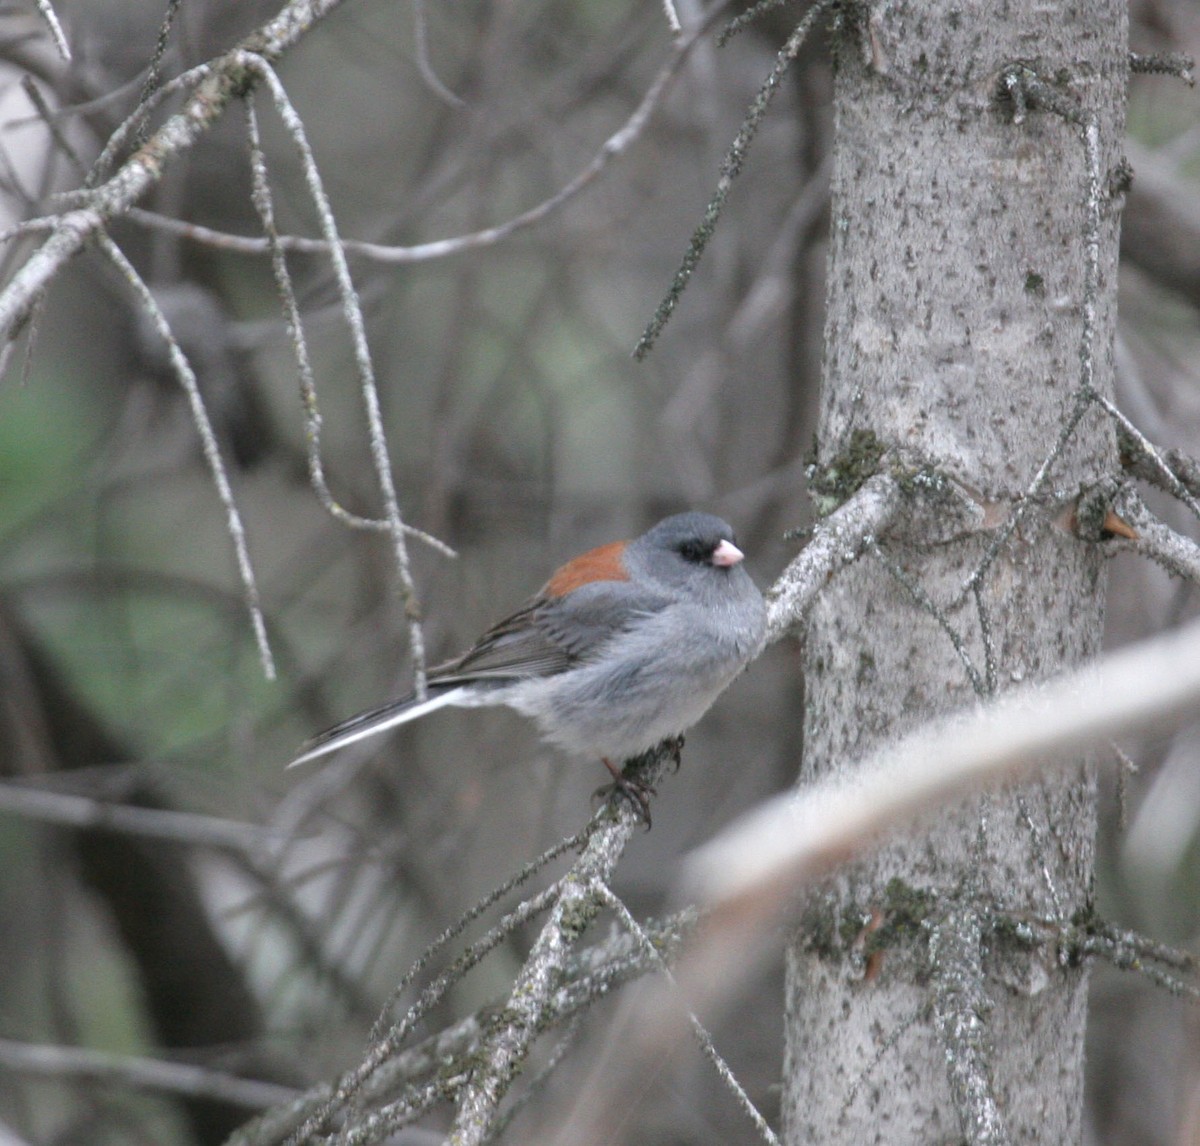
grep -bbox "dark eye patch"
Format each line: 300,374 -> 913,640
677,538 -> 714,564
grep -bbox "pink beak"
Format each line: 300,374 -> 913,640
711,539 -> 745,567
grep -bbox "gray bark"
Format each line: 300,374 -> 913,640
784,3 -> 1127,1143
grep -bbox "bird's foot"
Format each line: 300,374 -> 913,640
597,757 -> 656,829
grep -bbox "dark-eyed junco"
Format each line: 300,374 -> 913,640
290,513 -> 766,806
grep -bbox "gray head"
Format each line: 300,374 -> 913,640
626,512 -> 752,593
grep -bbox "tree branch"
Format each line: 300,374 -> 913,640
930,904 -> 1010,1146
1105,483 -> 1200,584
447,745 -> 678,1145
686,614 -> 1200,933
765,472 -> 903,642
0,0 -> 351,342
0,1039 -> 297,1110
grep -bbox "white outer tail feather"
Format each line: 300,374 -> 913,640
287,686 -> 471,769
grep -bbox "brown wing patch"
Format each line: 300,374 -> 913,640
544,540 -> 630,597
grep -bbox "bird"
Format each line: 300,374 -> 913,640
290,512 -> 766,815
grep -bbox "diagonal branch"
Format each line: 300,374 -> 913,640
0,0 -> 351,342
765,472 -> 903,642
446,744 -> 678,1145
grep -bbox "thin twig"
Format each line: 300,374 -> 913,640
719,0 -> 798,46
869,540 -> 985,697
635,0 -> 837,358
1109,741 -> 1137,831
97,233 -> 276,678
242,100 -> 454,557
134,0 -> 185,149
120,7 -> 725,267
594,881 -> 780,1145
284,884 -> 562,1144
1090,920 -> 1197,973
0,1038 -> 297,1109
1111,410 -> 1200,524
1129,52 -> 1195,85
972,582 -> 997,695
0,780 -> 281,851
20,75 -> 86,175
32,0 -> 71,61
243,56 -> 429,691
410,0 -> 465,107
369,827 -> 591,1043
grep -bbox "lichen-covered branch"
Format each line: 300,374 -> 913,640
1104,483 -> 1200,585
765,472 -> 902,642
445,746 -> 677,1145
930,904 -> 1010,1146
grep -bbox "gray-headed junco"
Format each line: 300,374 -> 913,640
290,513 -> 766,807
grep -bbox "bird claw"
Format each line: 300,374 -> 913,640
666,734 -> 685,772
597,757 -> 656,828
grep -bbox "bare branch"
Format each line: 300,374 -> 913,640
660,0 -> 683,36
242,54 -> 429,690
447,744 -> 679,1145
31,0 -> 71,61
0,780 -> 280,851
1128,51 -> 1195,85
0,0 -> 352,342
242,100 -> 455,558
409,0 -> 464,108
134,0 -> 185,149
765,473 -> 902,642
266,885 -> 562,1145
1105,484 -> 1200,585
119,7 -> 726,268
1116,417 -> 1200,520
231,907 -> 696,1145
593,882 -> 779,1145
97,232 -> 276,679
0,1038 -> 298,1109
869,539 -> 987,697
686,617 -> 1200,923
636,0 -> 838,358
719,0 -> 797,45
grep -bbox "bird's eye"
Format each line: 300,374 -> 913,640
677,539 -> 712,564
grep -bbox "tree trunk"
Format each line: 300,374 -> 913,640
784,3 -> 1126,1143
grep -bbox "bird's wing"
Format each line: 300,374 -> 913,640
433,581 -> 672,685
434,602 -> 574,681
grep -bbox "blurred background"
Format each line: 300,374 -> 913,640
0,0 -> 1194,1142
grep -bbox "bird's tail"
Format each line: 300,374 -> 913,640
287,685 -> 471,768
